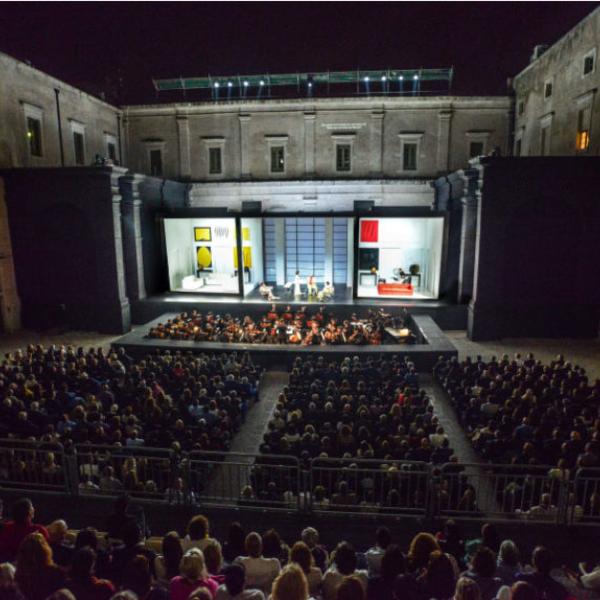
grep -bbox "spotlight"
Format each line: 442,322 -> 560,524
243,81 -> 249,87
259,80 -> 265,86
399,75 -> 404,81
308,81 -> 313,88
227,82 -> 233,87
214,82 -> 220,88
413,74 -> 419,80
381,75 -> 386,82
364,76 -> 369,82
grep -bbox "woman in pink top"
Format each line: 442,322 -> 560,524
170,548 -> 219,600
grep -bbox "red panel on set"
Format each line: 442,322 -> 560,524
360,219 -> 379,242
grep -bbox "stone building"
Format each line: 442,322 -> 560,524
513,6 -> 600,157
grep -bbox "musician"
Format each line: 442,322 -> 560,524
307,274 -> 318,297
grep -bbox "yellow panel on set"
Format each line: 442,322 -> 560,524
242,227 -> 250,241
243,246 -> 252,268
194,227 -> 211,241
197,246 -> 212,269
233,246 -> 238,269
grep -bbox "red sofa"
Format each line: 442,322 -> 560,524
377,282 -> 414,296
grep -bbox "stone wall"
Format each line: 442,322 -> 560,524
513,7 -> 600,156
123,96 -> 512,181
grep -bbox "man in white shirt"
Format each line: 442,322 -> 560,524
235,532 -> 281,594
365,527 -> 391,578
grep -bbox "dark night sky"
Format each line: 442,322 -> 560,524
1,1 -> 599,104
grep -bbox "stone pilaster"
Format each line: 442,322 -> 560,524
119,173 -> 147,302
0,177 -> 21,332
239,114 -> 251,179
176,114 -> 191,179
369,110 -> 384,176
303,112 -> 316,177
458,167 -> 480,303
436,109 -> 453,174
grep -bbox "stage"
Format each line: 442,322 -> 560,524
113,311 -> 458,370
130,287 -> 467,331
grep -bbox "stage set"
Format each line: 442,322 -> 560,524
163,215 -> 443,300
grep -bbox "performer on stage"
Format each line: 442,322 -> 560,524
293,271 -> 303,297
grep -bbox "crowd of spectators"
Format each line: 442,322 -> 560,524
146,307 -> 410,346
434,353 -> 600,517
250,356 -> 456,510
0,345 -> 262,501
1,497 -> 599,600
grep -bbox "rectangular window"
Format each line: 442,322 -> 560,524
107,142 -> 117,162
544,81 -> 553,98
150,149 -> 163,176
469,141 -> 485,158
403,142 -> 417,170
208,147 -> 222,174
73,131 -> 85,165
270,146 -> 285,173
26,116 -> 42,157
336,144 -> 351,172
584,52 -> 595,76
518,101 -> 525,116
577,108 -> 591,151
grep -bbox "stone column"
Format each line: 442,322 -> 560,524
275,219 -> 286,285
239,114 -> 251,179
119,173 -> 147,302
303,112 -> 316,177
324,218 -> 334,283
99,167 -> 131,333
0,177 -> 21,332
457,167 -> 480,303
369,110 -> 384,176
176,114 -> 191,180
436,109 -> 453,174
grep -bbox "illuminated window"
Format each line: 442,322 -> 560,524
336,144 -> 351,172
26,117 -> 42,157
577,108 -> 591,151
270,146 -> 285,173
209,147 -> 222,174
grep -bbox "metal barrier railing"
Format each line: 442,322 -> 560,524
0,439 -> 599,526
188,450 -> 300,510
0,439 -> 70,494
309,458 -> 429,515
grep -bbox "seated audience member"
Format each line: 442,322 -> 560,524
417,551 -> 457,600
454,577 -> 481,600
155,531 -> 184,585
522,494 -> 557,521
0,498 -> 49,562
262,529 -> 289,565
323,542 -> 368,600
204,539 -> 225,578
271,563 -> 310,600
46,591 -> 76,600
365,527 -> 392,578
111,521 -> 157,584
66,547 -> 115,600
183,515 -> 222,553
106,495 -> 143,542
223,523 -> 247,565
215,564 -> 265,600
338,575 -> 367,600
515,547 -> 568,600
460,547 -> 502,600
171,548 -> 219,600
290,541 -> 323,596
578,558 -> 600,593
496,541 -> 522,586
47,520 -> 74,568
508,582 -> 539,600
301,527 -> 329,574
436,520 -> 465,570
122,554 -> 163,600
0,562 -> 16,586
464,525 -> 500,565
15,532 -> 66,600
368,545 -> 406,600
235,532 -> 281,594
407,533 -> 442,573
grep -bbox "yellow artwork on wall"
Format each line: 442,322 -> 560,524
196,246 -> 212,269
242,227 -> 251,241
194,227 -> 211,242
233,246 -> 253,269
